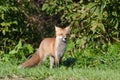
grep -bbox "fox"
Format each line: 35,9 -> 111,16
19,26 -> 71,68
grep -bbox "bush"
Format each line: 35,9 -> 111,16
0,0 -> 120,69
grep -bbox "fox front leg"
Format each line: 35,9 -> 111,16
55,56 -> 60,68
50,56 -> 55,69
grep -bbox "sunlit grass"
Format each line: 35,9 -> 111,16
1,44 -> 120,80
0,62 -> 120,80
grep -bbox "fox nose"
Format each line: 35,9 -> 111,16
63,37 -> 67,42
64,37 -> 67,40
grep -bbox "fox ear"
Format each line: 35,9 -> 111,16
65,22 -> 73,31
55,26 -> 61,31
65,26 -> 71,32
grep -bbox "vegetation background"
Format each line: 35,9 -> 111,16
0,0 -> 120,80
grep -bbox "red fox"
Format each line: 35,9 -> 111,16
19,26 -> 71,68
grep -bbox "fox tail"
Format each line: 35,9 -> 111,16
19,51 -> 40,68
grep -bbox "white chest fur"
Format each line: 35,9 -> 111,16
56,36 -> 67,59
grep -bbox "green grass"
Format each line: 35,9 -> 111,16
0,43 -> 120,80
0,62 -> 120,80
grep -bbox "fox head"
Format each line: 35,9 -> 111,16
55,26 -> 71,43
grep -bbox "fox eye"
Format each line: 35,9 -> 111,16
66,34 -> 69,36
59,33 -> 63,35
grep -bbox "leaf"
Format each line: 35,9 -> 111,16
67,40 -> 75,51
42,4 -> 49,11
9,49 -> 17,54
115,18 -> 119,29
2,29 -> 6,35
12,21 -> 18,25
90,21 -> 98,33
1,22 -> 11,27
1,14 -> 4,20
24,44 -> 34,53
85,3 -> 96,9
16,39 -> 22,50
98,22 -> 105,32
1,22 -> 6,26
71,13 -> 77,20
80,12 -> 87,19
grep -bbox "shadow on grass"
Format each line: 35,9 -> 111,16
63,57 -> 77,69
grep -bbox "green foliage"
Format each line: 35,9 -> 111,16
0,0 -> 120,74
0,39 -> 34,63
65,42 -> 120,69
41,0 -> 120,69
42,0 -> 120,43
0,0 -> 43,54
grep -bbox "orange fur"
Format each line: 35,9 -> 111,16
19,26 -> 71,68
